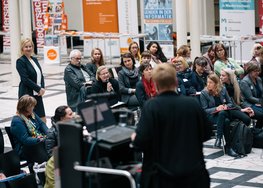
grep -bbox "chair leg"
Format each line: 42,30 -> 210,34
222,136 -> 226,155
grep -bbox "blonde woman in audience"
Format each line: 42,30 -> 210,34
86,48 -> 105,75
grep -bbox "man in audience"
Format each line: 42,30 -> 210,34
131,64 -> 211,188
64,49 -> 95,111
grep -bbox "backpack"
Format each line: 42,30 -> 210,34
230,120 -> 253,156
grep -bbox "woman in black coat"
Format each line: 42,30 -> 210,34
91,65 -> 120,106
16,38 -> 46,122
118,53 -> 140,107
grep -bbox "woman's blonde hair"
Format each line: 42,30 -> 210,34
222,68 -> 241,105
206,73 -> 222,96
96,65 -> 108,80
17,95 -> 37,114
20,38 -> 34,56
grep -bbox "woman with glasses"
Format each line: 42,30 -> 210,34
16,38 -> 46,123
118,53 -> 140,108
64,49 -> 96,111
129,41 -> 141,68
192,57 -> 209,92
91,65 -> 120,106
240,62 -> 263,128
214,43 -> 244,77
10,95 -> 48,159
86,48 -> 105,75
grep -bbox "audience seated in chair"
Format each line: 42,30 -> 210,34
118,53 -> 140,108
200,74 -> 251,157
90,65 -> 120,106
10,95 -> 48,160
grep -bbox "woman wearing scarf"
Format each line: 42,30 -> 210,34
10,95 -> 48,160
118,53 -> 140,108
136,63 -> 157,107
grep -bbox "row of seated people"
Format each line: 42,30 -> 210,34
64,41 -> 169,112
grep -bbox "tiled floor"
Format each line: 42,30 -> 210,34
0,56 -> 263,187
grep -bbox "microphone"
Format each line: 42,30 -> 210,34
106,79 -> 114,91
87,92 -> 116,99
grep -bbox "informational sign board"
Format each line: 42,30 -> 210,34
220,0 -> 255,62
82,0 -> 119,32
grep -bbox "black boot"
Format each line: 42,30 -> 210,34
214,138 -> 222,148
227,147 -> 239,157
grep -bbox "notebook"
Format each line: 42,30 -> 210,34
77,99 -> 134,144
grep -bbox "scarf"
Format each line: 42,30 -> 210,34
19,113 -> 45,138
142,76 -> 157,98
122,67 -> 139,79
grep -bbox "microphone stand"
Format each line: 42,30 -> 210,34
92,98 -> 100,168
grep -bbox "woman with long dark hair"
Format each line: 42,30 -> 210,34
118,53 -> 140,107
146,41 -> 167,67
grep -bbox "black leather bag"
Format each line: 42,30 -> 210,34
252,128 -> 263,148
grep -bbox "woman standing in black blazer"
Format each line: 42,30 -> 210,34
16,38 -> 46,123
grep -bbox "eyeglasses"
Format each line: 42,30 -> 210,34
100,72 -> 109,76
256,46 -> 262,50
73,57 -> 82,61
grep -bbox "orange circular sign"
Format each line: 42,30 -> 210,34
47,49 -> 57,60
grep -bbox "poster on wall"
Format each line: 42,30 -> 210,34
219,0 -> 255,62
2,0 -> 10,53
82,0 -> 120,57
82,0 -> 118,32
141,0 -> 174,59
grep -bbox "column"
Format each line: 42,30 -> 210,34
9,0 -> 21,86
21,0 -> 32,39
175,0 -> 188,48
189,0 -> 201,58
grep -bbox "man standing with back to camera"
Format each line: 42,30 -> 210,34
131,63 -> 211,188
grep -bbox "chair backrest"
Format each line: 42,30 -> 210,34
4,127 -> 15,149
7,174 -> 38,188
0,129 -> 4,154
0,150 -> 21,177
23,141 -> 49,163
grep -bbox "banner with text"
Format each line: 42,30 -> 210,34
33,0 -> 49,54
258,0 -> 263,36
220,0 -> 255,62
2,0 -> 10,53
141,0 -> 174,58
82,0 -> 118,32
